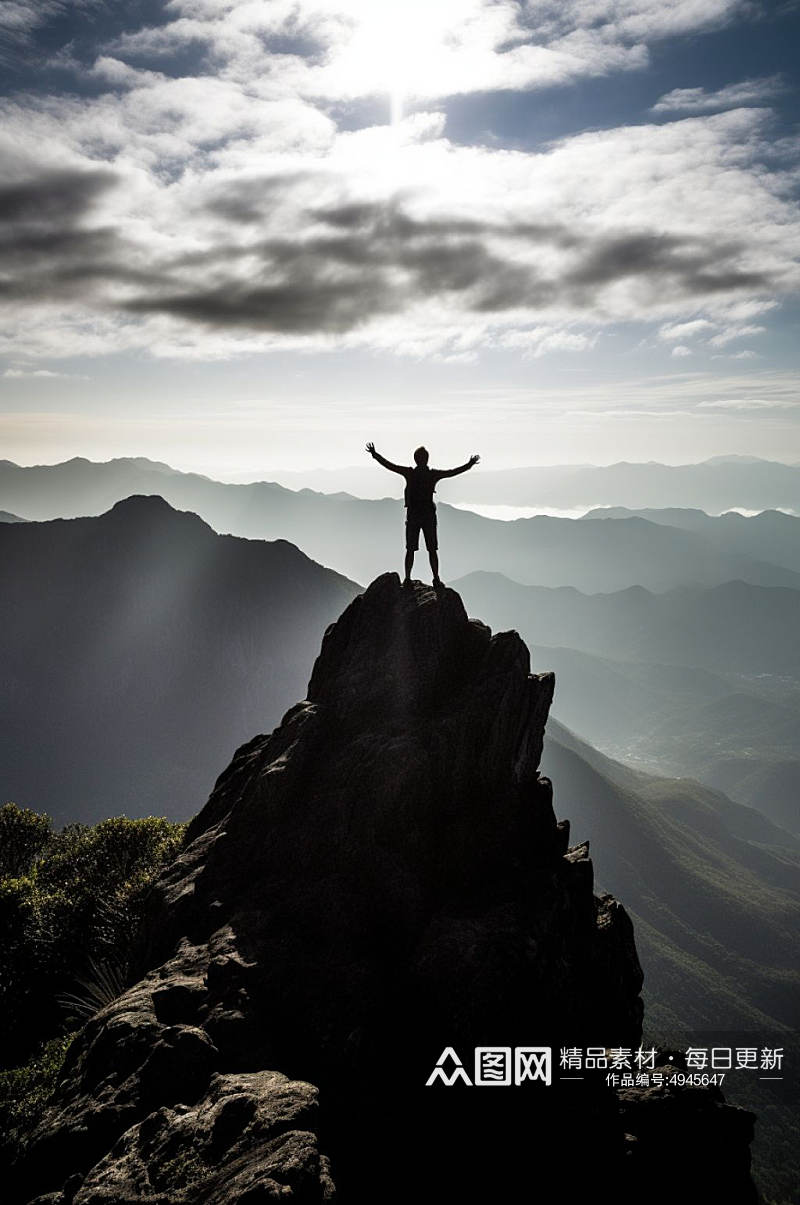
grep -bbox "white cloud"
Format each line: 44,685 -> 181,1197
536,369 -> 800,416
671,345 -> 692,357
697,397 -> 797,410
0,103 -> 797,359
105,0 -> 748,107
565,406 -> 702,420
709,324 -> 767,346
659,318 -> 716,340
652,76 -> 784,114
2,367 -> 88,379
496,327 -> 597,358
0,1 -> 797,361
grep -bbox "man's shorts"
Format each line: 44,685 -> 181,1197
406,505 -> 438,552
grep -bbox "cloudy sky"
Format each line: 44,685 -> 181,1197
1,0 -> 798,475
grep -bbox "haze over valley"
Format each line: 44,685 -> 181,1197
3,453 -> 799,835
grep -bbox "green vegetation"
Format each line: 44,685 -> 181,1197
0,803 -> 186,1072
0,1031 -> 76,1145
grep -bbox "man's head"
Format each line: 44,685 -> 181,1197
414,446 -> 429,466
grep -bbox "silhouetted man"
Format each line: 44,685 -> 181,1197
366,442 -> 480,587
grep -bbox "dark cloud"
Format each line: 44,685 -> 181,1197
126,209 -> 549,331
0,168 -> 117,223
0,167 -> 149,302
126,274 -> 396,333
125,194 -> 772,333
127,226 -> 545,332
564,231 -> 773,302
0,171 -> 779,334
0,227 -> 122,301
203,172 -> 317,224
688,269 -> 772,292
313,200 -> 570,246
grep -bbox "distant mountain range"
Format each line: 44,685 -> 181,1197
1,458 -> 798,591
542,718 -> 800,1205
455,571 -> 800,833
0,510 -> 26,522
543,718 -> 799,1036
0,496 -> 359,825
255,455 -> 800,512
583,506 -> 800,573
2,498 -> 794,1038
4,460 -> 798,831
454,570 -> 800,676
542,643 -> 800,835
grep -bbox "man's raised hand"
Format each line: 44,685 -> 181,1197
366,441 -> 376,457
469,453 -> 480,467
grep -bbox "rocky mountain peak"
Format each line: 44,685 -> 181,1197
11,575 -> 756,1205
106,493 -> 209,530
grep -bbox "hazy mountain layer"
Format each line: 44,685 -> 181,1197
533,643 -> 800,835
454,571 -> 800,676
584,506 -> 800,573
542,719 -> 800,1036
1,458 -> 797,591
541,720 -> 800,1205
253,455 -> 800,512
0,496 -> 359,825
455,571 -> 800,833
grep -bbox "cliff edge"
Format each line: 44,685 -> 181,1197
12,574 -> 755,1203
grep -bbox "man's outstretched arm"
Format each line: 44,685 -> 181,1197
366,441 -> 408,474
435,453 -> 480,479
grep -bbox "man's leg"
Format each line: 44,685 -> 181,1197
404,514 -> 419,583
424,513 -> 442,586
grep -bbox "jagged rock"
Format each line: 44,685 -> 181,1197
11,575 -> 756,1204
618,1061 -> 758,1203
68,1071 -> 334,1205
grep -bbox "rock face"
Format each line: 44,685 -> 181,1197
11,575 -> 756,1203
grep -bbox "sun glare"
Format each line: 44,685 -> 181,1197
329,0 -> 469,124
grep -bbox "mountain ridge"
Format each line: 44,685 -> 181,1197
1,460 -> 797,591
0,495 -> 360,825
215,454 -> 800,510
453,569 -> 800,835
542,717 -> 800,1037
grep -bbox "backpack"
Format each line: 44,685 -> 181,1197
405,466 -> 436,509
